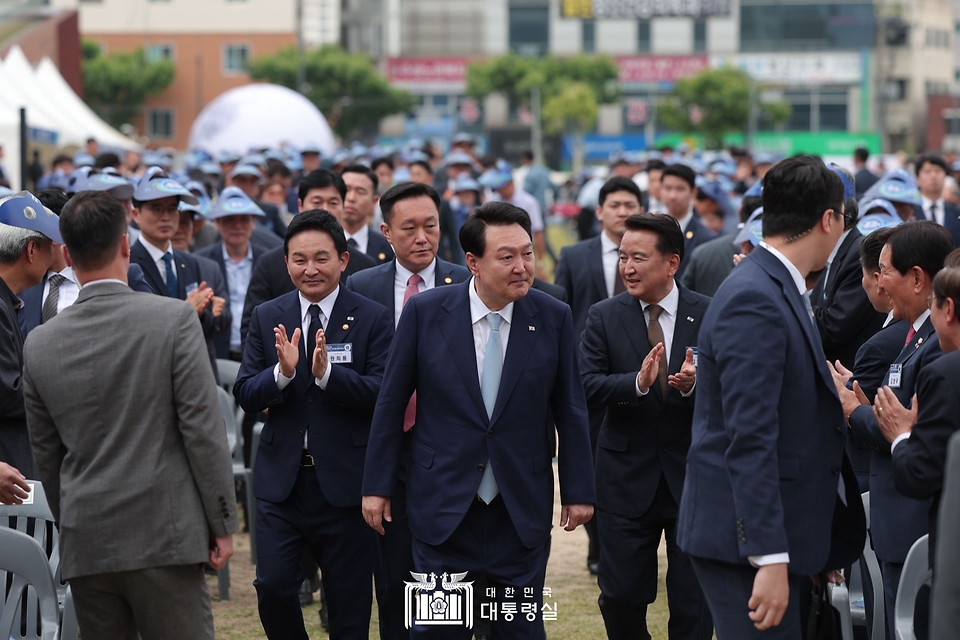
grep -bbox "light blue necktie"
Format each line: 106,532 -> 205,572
161,253 -> 178,298
478,312 -> 502,504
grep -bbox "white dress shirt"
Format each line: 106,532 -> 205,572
136,236 -> 175,285
676,207 -> 695,234
275,288 -> 340,447
890,309 -> 932,453
468,278 -> 513,381
394,259 -> 436,328
599,231 -> 621,299
921,196 -> 945,226
345,224 -> 370,254
42,267 -> 80,314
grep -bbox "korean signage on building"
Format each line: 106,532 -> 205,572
562,0 -> 731,19
616,55 -> 709,89
710,52 -> 864,86
386,57 -> 467,92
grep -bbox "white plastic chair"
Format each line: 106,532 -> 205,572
894,534 -> 931,640
858,492 -> 886,640
0,527 -> 60,640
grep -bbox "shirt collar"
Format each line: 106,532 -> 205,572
912,308 -> 931,332
222,242 -> 253,264
345,224 -> 369,244
827,229 -> 852,266
81,278 -> 128,289
599,230 -> 620,254
468,277 -> 515,326
883,310 -> 895,328
395,257 -> 437,287
921,195 -> 942,210
759,242 -> 806,295
677,208 -> 694,233
299,286 -> 339,325
640,279 -> 678,317
136,236 -> 173,262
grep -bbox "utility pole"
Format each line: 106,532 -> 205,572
531,85 -> 543,165
296,0 -> 306,94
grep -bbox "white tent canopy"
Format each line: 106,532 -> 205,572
188,83 -> 335,157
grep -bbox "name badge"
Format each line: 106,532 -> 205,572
888,364 -> 902,389
687,346 -> 698,367
328,343 -> 353,364
185,282 -> 199,295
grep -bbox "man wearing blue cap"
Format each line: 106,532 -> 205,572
0,191 -> 62,482
227,164 -> 288,241
693,181 -> 732,234
197,187 -> 271,361
482,162 -> 549,277
521,151 -> 552,217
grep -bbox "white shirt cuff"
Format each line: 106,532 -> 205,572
636,376 -> 649,397
680,377 -> 697,398
749,553 -> 790,568
891,432 -> 911,453
315,359 -> 333,389
275,363 -> 294,390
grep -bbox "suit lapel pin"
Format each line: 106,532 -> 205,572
686,316 -> 695,322
342,323 -> 350,331
347,316 -> 354,321
180,263 -> 186,269
528,325 -> 536,332
685,231 -> 694,239
444,277 -> 453,284
916,337 -> 923,348
378,253 -> 386,261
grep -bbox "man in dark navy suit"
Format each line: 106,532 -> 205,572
834,221 -> 952,640
241,170 -> 375,347
812,168 -> 886,370
341,165 -> 395,265
554,176 -> 643,574
659,164 -> 717,280
235,210 -> 393,639
915,154 -> 960,246
346,181 -> 469,640
853,147 -> 879,199
677,157 -> 865,638
362,202 -> 595,639
580,213 -> 712,640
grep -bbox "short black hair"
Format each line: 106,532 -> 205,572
51,154 -> 72,169
660,164 -> 696,189
859,226 -> 895,274
409,160 -> 433,176
854,147 -> 869,163
915,154 -> 948,176
37,189 -> 69,216
739,194 -> 763,224
885,219 -> 953,280
95,152 -> 121,169
60,191 -> 128,271
761,156 -> 843,240
380,181 -> 441,225
284,209 -> 347,257
298,169 -> 346,202
267,162 -> 292,179
646,159 -> 666,173
843,197 -> 858,230
341,164 -> 379,193
459,201 -> 532,258
371,157 -> 394,172
598,177 -> 642,208
623,213 -> 685,264
521,151 -> 534,162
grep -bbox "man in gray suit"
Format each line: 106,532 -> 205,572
934,430 -> 960,639
22,191 -> 238,640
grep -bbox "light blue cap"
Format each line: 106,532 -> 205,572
133,171 -> 199,205
453,175 -> 481,193
444,151 -> 474,167
228,164 -> 263,181
73,152 -> 95,167
301,143 -> 322,155
857,197 -> 899,220
744,178 -> 763,197
178,200 -> 204,219
698,181 -> 734,219
828,163 -> 856,200
66,167 -> 95,195
217,150 -> 241,164
863,170 -> 922,206
734,206 -> 764,245
83,173 -> 135,200
199,161 -> 221,176
478,160 -> 514,190
754,152 -> 778,166
392,167 -> 411,182
0,191 -> 62,244
857,213 -> 900,235
208,186 -> 264,219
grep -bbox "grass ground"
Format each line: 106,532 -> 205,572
208,461 -> 671,639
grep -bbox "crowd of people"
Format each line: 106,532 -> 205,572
1,133 -> 960,640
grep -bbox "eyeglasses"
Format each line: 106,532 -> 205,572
927,295 -> 936,309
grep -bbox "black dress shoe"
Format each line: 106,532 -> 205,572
319,605 -> 329,632
588,560 -> 599,576
298,578 -> 314,606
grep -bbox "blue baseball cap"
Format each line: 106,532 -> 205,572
83,172 -> 135,200
857,213 -> 901,236
828,163 -> 856,200
754,152 -> 778,166
0,191 -> 63,244
178,200 -> 204,220
734,207 -> 764,245
301,143 -> 322,156
133,172 -> 199,205
228,164 -> 263,182
199,161 -> 221,177
857,197 -> 898,220
208,186 -> 264,220
239,153 -> 267,168
453,175 -> 481,194
392,167 -> 411,183
66,167 -> 95,195
48,171 -> 70,192
744,178 -> 763,198
217,150 -> 241,164
863,169 -> 922,206
451,133 -> 475,146
697,181 -> 735,219
72,152 -> 95,168
444,151 -> 474,168
479,160 -> 514,190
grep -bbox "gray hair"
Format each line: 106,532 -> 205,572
0,223 -> 47,264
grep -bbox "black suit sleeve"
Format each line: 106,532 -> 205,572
850,339 -> 890,403
891,365 -> 960,500
579,303 -> 644,408
0,311 -> 24,421
241,256 -> 275,348
814,257 -> 878,352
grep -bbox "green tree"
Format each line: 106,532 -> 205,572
249,45 -> 415,139
81,40 -> 175,129
541,81 -> 598,172
657,66 -> 791,150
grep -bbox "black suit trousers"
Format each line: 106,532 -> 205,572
598,476 -> 712,640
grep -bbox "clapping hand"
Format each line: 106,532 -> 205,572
827,361 -> 870,419
211,295 -> 226,318
636,343 -> 664,392
311,329 -> 329,379
186,281 -> 214,316
668,348 -> 697,393
274,324 -> 301,378
875,388 -> 917,444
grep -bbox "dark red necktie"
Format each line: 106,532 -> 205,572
905,326 -> 916,348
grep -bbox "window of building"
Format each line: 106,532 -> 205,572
147,109 -> 174,139
774,88 -> 848,132
582,19 -> 596,53
223,44 -> 250,74
509,6 -> 550,56
637,21 -> 651,53
694,19 -> 707,52
740,2 -> 874,52
146,44 -> 174,63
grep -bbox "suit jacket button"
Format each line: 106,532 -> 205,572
832,467 -> 840,476
477,464 -> 485,472
487,430 -> 494,437
307,395 -> 314,403
299,430 -> 304,436
659,446 -> 666,452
